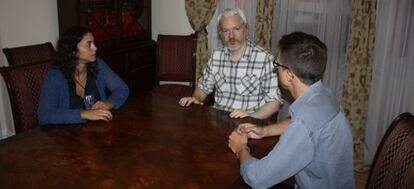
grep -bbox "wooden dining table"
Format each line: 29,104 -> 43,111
0,93 -> 278,189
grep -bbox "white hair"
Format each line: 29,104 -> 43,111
217,8 -> 248,30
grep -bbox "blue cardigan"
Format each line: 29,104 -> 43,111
38,58 -> 129,125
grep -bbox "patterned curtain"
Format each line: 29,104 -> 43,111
254,0 -> 274,51
342,0 -> 377,172
185,0 -> 218,81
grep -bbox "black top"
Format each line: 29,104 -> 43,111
69,72 -> 101,109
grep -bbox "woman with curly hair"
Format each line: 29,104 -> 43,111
38,26 -> 129,125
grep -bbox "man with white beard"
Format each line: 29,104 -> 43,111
179,8 -> 282,119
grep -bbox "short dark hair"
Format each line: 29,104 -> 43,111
278,32 -> 327,85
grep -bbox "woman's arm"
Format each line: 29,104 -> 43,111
97,59 -> 129,109
37,70 -> 86,125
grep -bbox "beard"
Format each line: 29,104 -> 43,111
226,38 -> 244,52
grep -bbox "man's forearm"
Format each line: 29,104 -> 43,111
238,148 -> 252,162
250,101 -> 280,119
193,87 -> 208,102
265,117 -> 291,136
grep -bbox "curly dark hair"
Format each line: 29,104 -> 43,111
54,26 -> 98,88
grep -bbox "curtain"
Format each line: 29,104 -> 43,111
271,0 -> 351,99
207,0 -> 257,53
271,0 -> 352,122
184,0 -> 218,80
0,77 -> 15,139
364,0 -> 414,162
0,38 -> 15,139
254,0 -> 274,50
341,0 -> 377,171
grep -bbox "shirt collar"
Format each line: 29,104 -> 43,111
289,80 -> 323,117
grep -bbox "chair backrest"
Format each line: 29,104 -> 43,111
0,61 -> 52,133
366,112 -> 414,189
155,34 -> 196,84
2,42 -> 54,66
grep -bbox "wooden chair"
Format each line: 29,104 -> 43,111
366,112 -> 414,189
151,34 -> 196,98
0,61 -> 52,133
2,42 -> 54,66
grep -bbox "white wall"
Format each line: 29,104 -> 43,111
0,0 -> 59,139
0,0 -> 59,63
151,0 -> 194,40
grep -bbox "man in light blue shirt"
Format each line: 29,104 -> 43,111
228,32 -> 355,189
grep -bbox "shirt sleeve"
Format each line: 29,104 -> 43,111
197,55 -> 215,94
261,55 -> 283,104
37,70 -> 87,125
97,59 -> 129,109
240,119 -> 314,189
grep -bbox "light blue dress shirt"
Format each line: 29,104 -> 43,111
241,81 -> 355,189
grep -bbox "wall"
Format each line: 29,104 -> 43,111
0,0 -> 59,62
0,0 -> 59,139
151,0 -> 194,40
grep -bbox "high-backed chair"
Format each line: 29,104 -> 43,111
0,61 -> 52,133
366,112 -> 414,189
151,34 -> 196,98
2,42 -> 54,66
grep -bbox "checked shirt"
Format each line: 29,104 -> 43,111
198,41 -> 282,113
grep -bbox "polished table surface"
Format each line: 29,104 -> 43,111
0,94 -> 277,188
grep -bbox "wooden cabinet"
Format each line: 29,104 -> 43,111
57,0 -> 155,94
100,40 -> 156,94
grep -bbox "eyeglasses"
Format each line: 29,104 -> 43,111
273,59 -> 289,70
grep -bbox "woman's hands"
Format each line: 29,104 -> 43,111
81,109 -> 113,121
81,100 -> 114,121
92,100 -> 113,110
